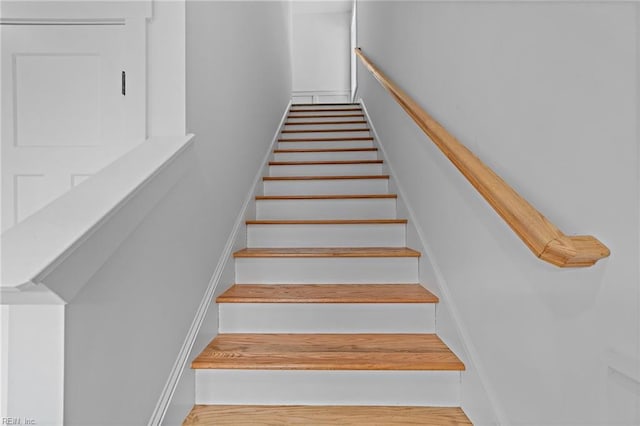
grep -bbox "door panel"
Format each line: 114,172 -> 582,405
1,23 -> 144,230
14,53 -> 102,146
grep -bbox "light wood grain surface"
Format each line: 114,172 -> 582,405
281,128 -> 370,134
263,175 -> 389,181
191,334 -> 464,370
285,121 -> 368,125
278,137 -> 374,142
255,194 -> 397,200
183,405 -> 472,425
269,160 -> 383,166
246,219 -> 406,225
217,284 -> 438,304
288,114 -> 365,118
292,103 -> 361,106
233,247 -> 421,258
289,108 -> 362,113
274,148 -> 378,153
355,48 -> 609,267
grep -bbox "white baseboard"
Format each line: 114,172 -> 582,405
148,100 -> 292,426
359,99 -> 507,425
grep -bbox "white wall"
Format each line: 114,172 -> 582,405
55,1 -> 291,425
147,0 -> 186,137
291,8 -> 350,100
357,2 -> 639,425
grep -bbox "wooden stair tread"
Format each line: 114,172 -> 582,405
292,103 -> 361,106
274,148 -> 377,153
246,219 -> 406,225
290,106 -> 361,110
289,108 -> 362,112
183,405 -> 472,425
191,334 -> 464,370
217,284 -> 438,303
269,160 -> 382,166
233,247 -> 421,258
288,114 -> 365,118
282,128 -> 369,134
263,175 -> 389,181
285,120 -> 367,125
255,194 -> 397,200
278,137 -> 373,142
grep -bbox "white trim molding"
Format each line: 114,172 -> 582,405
0,1 -> 152,21
0,18 -> 125,25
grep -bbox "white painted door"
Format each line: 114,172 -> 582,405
1,23 -> 145,231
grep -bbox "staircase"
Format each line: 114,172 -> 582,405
183,104 -> 472,425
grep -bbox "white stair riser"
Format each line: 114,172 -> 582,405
273,151 -> 378,162
284,123 -> 368,131
256,198 -> 397,220
277,141 -> 374,150
235,257 -> 419,284
247,223 -> 405,247
287,116 -> 365,123
263,179 -> 388,195
280,131 -> 370,139
195,370 -> 460,406
268,163 -> 383,177
219,303 -> 435,333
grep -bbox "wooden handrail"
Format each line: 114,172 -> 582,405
355,48 -> 609,267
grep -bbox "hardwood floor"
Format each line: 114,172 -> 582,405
274,147 -> 378,153
233,247 -> 421,258
192,333 -> 465,371
263,175 -> 389,181
217,284 -> 438,304
269,160 -> 383,165
278,136 -> 373,142
255,194 -> 397,200
183,405 -> 472,425
246,219 -> 407,225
